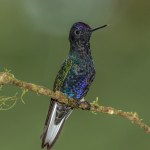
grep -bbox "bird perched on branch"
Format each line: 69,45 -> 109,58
41,22 -> 107,149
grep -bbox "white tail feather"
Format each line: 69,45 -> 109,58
44,103 -> 65,145
41,102 -> 73,149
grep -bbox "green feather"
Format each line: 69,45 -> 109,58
54,58 -> 72,91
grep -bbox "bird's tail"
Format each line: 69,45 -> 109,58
41,100 -> 72,149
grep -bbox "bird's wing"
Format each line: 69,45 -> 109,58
53,58 -> 73,92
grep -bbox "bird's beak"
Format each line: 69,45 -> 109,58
91,24 -> 108,32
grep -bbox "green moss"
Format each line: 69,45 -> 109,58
90,97 -> 99,114
0,93 -> 18,110
20,88 -> 28,104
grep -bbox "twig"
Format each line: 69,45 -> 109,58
0,71 -> 150,133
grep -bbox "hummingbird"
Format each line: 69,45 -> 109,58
41,22 -> 107,149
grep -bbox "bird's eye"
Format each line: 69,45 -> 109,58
74,30 -> 80,35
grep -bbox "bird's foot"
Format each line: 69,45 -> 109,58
77,100 -> 91,110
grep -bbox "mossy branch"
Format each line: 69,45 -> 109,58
0,71 -> 150,134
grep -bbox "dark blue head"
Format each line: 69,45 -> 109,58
69,22 -> 107,47
69,22 -> 92,45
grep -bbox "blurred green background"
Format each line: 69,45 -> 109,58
0,0 -> 150,150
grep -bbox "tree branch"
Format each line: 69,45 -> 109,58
0,71 -> 150,134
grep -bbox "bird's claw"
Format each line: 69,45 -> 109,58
77,100 -> 91,110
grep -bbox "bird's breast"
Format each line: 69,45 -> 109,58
61,59 -> 95,100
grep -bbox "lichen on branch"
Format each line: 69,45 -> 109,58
0,93 -> 18,110
0,71 -> 150,134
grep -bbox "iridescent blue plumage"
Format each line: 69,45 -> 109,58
61,22 -> 95,100
41,22 -> 107,149
61,53 -> 95,100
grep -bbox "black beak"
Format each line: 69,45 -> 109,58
91,24 -> 108,32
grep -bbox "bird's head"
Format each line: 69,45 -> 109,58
69,22 -> 107,46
